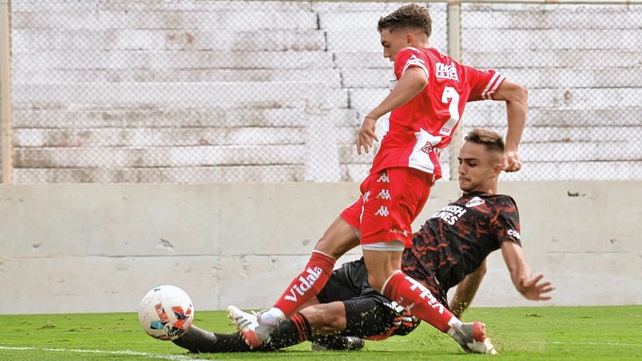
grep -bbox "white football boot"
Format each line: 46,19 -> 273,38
449,321 -> 498,355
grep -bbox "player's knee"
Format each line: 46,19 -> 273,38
367,273 -> 387,293
314,218 -> 360,259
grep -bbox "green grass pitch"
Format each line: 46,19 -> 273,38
0,306 -> 640,360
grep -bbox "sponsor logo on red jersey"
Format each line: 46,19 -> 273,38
435,62 -> 459,81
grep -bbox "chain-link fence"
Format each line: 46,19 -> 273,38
1,0 -> 640,183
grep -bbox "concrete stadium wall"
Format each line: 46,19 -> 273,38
1,181 -> 640,315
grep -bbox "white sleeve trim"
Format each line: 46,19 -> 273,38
481,72 -> 505,100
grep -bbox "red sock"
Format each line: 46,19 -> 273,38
382,271 -> 456,333
273,251 -> 335,318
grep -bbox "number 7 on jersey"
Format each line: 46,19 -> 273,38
440,86 -> 461,136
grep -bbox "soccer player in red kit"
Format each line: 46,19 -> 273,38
228,4 -> 528,354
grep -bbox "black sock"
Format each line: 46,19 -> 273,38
311,334 -> 361,350
172,325 -> 253,353
173,315 -> 313,353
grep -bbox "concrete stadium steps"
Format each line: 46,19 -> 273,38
465,8 -> 642,28
12,108 -> 357,128
12,1 -> 318,30
12,128 -> 307,148
12,50 -> 338,71
12,165 -> 306,184
463,105 -> 642,128
12,68 -> 344,85
505,67 -> 642,89
499,161 -> 642,181
463,49 -> 642,68
466,126 -> 642,144
14,144 -> 306,168
463,29 -> 642,52
12,82 -> 349,108
12,28 -> 325,52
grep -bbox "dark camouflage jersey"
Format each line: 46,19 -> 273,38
402,191 -> 522,305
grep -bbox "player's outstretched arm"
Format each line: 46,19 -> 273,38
500,241 -> 554,301
449,258 -> 488,319
492,80 -> 528,172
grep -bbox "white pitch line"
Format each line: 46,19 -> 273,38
532,341 -> 642,347
0,346 -> 203,360
1,340 -> 640,358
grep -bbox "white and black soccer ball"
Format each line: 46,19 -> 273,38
138,285 -> 194,340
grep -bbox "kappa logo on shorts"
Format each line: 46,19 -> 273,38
374,206 -> 389,217
465,197 -> 485,208
376,189 -> 391,200
377,173 -> 390,183
363,191 -> 371,203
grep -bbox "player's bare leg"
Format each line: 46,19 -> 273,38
228,216 -> 360,348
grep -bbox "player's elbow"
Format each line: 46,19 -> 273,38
515,84 -> 528,104
507,84 -> 528,108
496,81 -> 528,106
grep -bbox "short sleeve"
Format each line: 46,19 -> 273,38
465,67 -> 506,101
394,47 -> 429,80
491,195 -> 522,246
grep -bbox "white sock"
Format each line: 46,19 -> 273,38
260,308 -> 286,326
447,316 -> 462,337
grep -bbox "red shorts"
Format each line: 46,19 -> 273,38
340,167 -> 433,247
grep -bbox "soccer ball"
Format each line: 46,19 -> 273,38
138,285 -> 194,340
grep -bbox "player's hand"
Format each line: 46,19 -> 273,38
356,116 -> 379,155
518,274 -> 554,301
502,150 -> 522,172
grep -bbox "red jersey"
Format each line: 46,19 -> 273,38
371,47 -> 505,179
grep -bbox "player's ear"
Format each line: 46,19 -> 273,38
493,162 -> 503,175
406,33 -> 413,45
492,153 -> 503,174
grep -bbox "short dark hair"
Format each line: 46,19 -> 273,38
464,128 -> 505,155
377,4 -> 432,39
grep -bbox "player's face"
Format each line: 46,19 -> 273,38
380,29 -> 409,62
457,141 -> 501,193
